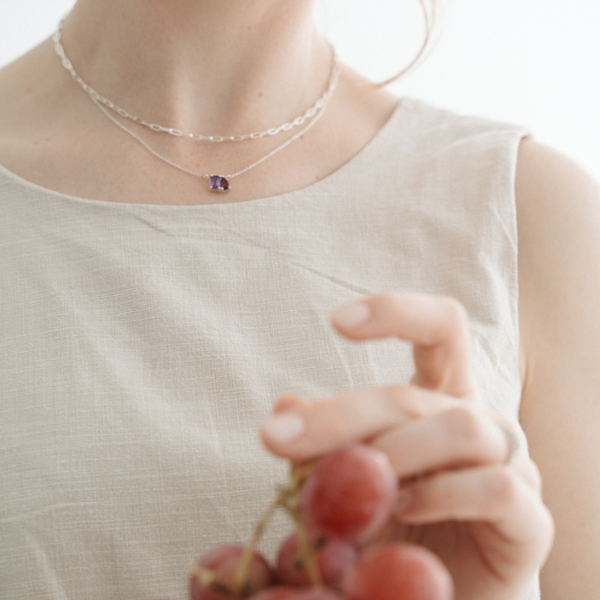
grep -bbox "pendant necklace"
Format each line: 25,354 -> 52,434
53,19 -> 340,193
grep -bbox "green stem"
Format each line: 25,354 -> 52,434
291,510 -> 323,588
233,493 -> 282,597
228,459 -> 319,598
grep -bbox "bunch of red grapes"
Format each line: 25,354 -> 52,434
174,444 -> 453,600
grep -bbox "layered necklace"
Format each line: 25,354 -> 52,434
53,18 -> 340,193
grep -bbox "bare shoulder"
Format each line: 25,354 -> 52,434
0,39 -> 60,162
0,37 -> 103,196
515,138 -> 600,598
515,137 -> 600,360
515,137 -> 600,242
0,40 -> 52,129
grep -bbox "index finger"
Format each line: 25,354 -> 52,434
331,292 -> 478,399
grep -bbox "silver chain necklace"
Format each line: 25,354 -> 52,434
53,17 -> 336,143
53,20 -> 339,192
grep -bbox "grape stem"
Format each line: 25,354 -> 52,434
233,494 -> 282,598
187,564 -> 234,596
231,459 -> 320,598
289,509 -> 324,588
283,462 -> 323,588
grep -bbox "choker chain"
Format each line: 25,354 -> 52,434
53,17 -> 337,143
53,17 -> 340,193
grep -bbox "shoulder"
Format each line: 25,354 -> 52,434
515,138 -> 600,332
515,137 -> 600,598
0,41 -> 49,165
0,37 -> 78,142
0,41 -> 48,130
516,137 -> 600,223
0,38 -> 94,193
516,136 -> 600,379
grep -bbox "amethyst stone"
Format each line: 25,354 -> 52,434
209,175 -> 230,193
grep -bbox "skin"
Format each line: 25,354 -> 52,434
0,0 -> 397,205
1,0 -> 599,598
263,294 -> 553,600
515,141 -> 600,598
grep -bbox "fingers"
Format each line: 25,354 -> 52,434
331,292 -> 478,398
261,291 -> 553,588
263,389 -> 537,488
273,394 -> 309,414
395,465 -> 554,567
372,405 -> 510,475
261,385 -> 458,460
263,292 -> 481,461
396,465 -> 541,526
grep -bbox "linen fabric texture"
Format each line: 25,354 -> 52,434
0,98 -> 538,600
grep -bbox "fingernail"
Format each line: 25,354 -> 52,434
263,413 -> 305,444
395,489 -> 415,515
332,302 -> 371,329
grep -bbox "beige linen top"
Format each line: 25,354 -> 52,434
0,98 -> 538,600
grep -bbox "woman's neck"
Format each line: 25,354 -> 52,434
61,0 -> 331,134
0,0 -> 399,206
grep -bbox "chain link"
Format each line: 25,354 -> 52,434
53,17 -> 338,143
53,15 -> 340,188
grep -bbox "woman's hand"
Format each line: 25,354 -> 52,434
261,292 -> 554,600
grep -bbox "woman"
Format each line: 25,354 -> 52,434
0,1 -> 598,599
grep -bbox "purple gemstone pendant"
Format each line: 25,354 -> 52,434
209,175 -> 230,193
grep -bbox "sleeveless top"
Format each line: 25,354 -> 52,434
0,98 -> 538,600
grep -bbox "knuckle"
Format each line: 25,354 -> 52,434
382,384 -> 405,403
383,385 -> 406,411
484,466 -> 521,512
387,384 -> 420,414
519,457 -> 543,493
377,290 -> 400,304
441,296 -> 469,330
382,385 -> 426,423
386,385 -> 450,420
443,405 -> 488,447
540,505 -> 556,547
379,291 -> 408,315
422,296 -> 468,344
528,459 -> 543,491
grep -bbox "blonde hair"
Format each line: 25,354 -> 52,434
376,0 -> 440,87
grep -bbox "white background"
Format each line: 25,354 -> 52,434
1,0 -> 599,181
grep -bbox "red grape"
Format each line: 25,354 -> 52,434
343,543 -> 453,600
300,444 -> 396,543
249,587 -> 341,600
247,587 -> 301,600
276,533 -> 358,587
288,590 -> 342,600
189,544 -> 275,600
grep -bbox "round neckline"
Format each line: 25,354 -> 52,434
0,98 -> 412,212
